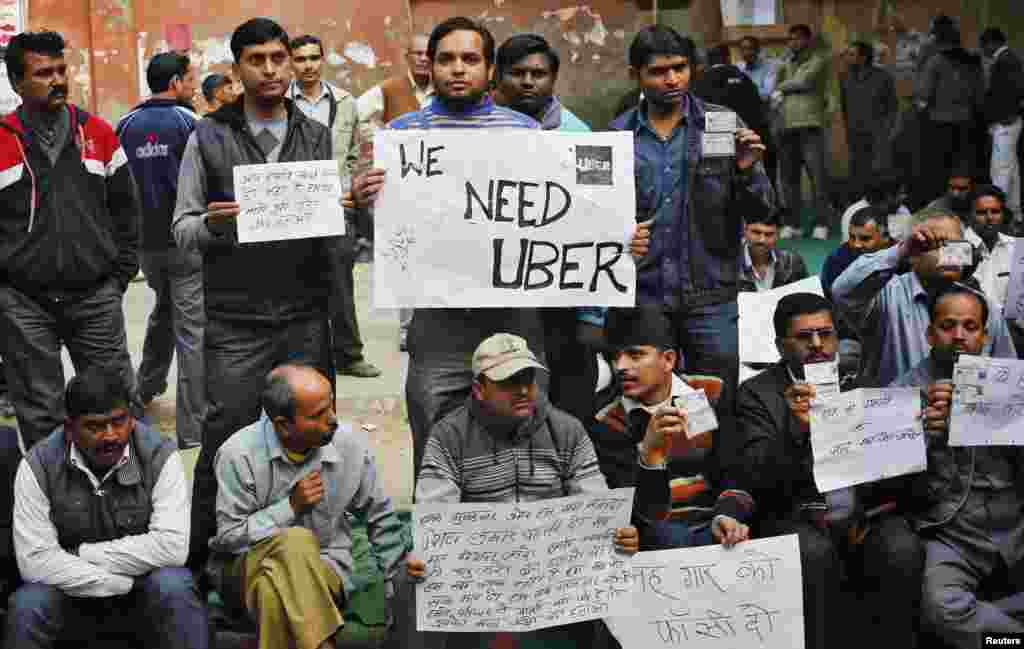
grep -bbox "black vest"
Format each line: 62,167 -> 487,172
26,424 -> 175,551
194,98 -> 333,323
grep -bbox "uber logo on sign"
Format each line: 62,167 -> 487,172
575,145 -> 613,186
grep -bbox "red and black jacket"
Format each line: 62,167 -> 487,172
0,104 -> 138,296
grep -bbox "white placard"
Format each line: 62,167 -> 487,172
950,355 -> 1024,446
373,130 -> 636,308
738,276 -> 825,364
1004,239 -> 1024,319
233,160 -> 344,243
604,535 -> 804,649
414,489 -> 635,632
810,388 -> 925,492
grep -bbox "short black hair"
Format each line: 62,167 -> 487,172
628,25 -> 696,69
930,15 -> 960,46
850,205 -> 882,230
706,44 -> 731,67
928,283 -> 989,328
746,210 -> 780,228
230,18 -> 290,63
496,33 -> 560,80
790,24 -> 813,39
971,183 -> 1009,218
6,31 -> 65,85
66,367 -> 131,419
290,34 -> 324,57
773,292 -> 833,338
605,306 -> 675,351
739,36 -> 761,50
849,40 -> 874,65
202,74 -> 230,102
427,17 -> 495,66
980,28 -> 1007,47
146,52 -> 191,94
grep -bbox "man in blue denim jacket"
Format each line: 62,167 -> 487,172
617,26 -> 774,409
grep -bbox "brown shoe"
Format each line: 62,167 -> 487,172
338,360 -> 382,378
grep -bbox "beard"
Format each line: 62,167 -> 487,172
438,86 -> 488,113
508,94 -> 551,118
975,222 -> 1001,250
949,194 -> 971,212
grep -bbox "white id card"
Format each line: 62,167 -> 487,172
939,241 -> 973,267
705,111 -> 737,133
702,132 -> 735,157
673,389 -> 719,437
805,360 -> 840,401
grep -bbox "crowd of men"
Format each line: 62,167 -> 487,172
0,9 -> 1021,649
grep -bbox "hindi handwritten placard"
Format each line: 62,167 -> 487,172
950,355 -> 1024,446
233,160 -> 344,243
738,276 -> 824,364
413,489 -> 635,632
604,535 -> 804,649
373,130 -> 636,308
809,388 -> 925,492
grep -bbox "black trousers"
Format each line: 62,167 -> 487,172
326,236 -> 365,367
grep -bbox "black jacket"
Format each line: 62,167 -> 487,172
189,98 -> 333,323
691,64 -> 770,138
0,104 -> 138,296
984,48 -> 1024,125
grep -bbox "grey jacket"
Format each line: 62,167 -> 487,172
841,65 -> 897,135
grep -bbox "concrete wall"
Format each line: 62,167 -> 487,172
21,0 -> 1024,173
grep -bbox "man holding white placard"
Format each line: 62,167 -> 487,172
891,284 -> 1024,648
173,18 -> 337,572
732,292 -> 923,649
351,17 -> 547,479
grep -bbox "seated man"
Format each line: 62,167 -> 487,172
210,363 -> 408,649
5,367 -> 206,649
739,211 -> 809,292
407,333 -> 644,648
591,306 -> 752,549
730,292 -> 922,649
927,169 -> 974,229
891,284 -> 1024,647
832,206 -> 1016,387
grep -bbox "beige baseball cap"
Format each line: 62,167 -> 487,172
472,333 -> 548,382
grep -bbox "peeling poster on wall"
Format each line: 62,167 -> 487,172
0,0 -> 23,48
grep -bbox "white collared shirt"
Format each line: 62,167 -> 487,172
289,80 -> 333,127
13,439 -> 189,598
621,373 -> 697,417
971,232 -> 1017,312
356,71 -> 434,128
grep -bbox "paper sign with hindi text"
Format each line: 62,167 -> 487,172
809,388 -> 925,492
604,535 -> 804,649
738,276 -> 824,364
373,130 -> 636,308
413,489 -> 634,632
233,160 -> 344,243
950,355 -> 1024,446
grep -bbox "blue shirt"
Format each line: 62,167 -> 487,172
738,59 -> 778,100
389,95 -> 538,130
635,103 -> 689,229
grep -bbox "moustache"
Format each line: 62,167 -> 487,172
49,86 -> 68,98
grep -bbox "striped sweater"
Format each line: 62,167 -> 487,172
416,396 -> 607,505
388,95 -> 539,130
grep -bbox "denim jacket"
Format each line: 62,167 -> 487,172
610,96 -> 775,309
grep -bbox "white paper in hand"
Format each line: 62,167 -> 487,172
805,360 -> 839,402
675,389 -> 718,436
938,241 -> 973,267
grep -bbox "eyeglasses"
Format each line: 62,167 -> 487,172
786,328 -> 836,343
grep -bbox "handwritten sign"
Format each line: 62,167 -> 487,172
950,355 -> 1024,446
413,489 -> 635,632
604,535 -> 804,649
233,160 -> 344,243
1004,239 -> 1024,320
809,388 -> 925,492
738,276 -> 824,364
373,130 -> 636,308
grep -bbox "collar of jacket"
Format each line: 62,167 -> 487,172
611,91 -> 706,134
467,392 -> 549,443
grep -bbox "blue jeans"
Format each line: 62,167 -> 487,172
4,567 -> 208,649
666,300 -> 739,413
647,520 -> 715,550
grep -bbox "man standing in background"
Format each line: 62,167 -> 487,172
200,74 -> 236,115
288,34 -> 381,378
979,28 -> 1024,222
356,33 -> 433,352
117,52 -> 204,449
841,41 -> 897,204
